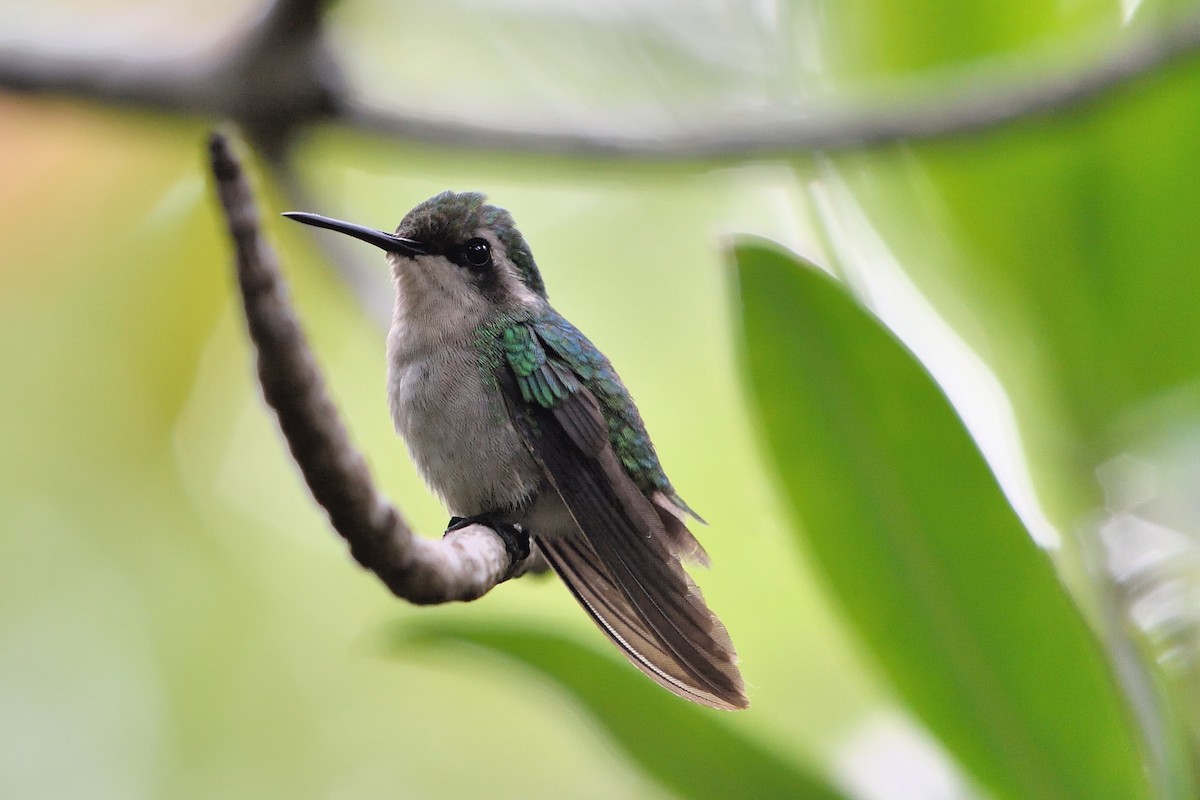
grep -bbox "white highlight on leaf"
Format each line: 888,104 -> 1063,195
806,161 -> 1061,550
833,710 -> 982,800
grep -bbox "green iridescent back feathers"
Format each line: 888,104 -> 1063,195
494,311 -> 676,500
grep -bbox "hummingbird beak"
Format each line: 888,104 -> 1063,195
282,212 -> 428,257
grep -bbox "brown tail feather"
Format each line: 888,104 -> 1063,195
538,535 -> 748,711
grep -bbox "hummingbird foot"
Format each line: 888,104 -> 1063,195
445,514 -> 531,578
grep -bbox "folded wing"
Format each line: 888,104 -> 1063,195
498,324 -> 746,710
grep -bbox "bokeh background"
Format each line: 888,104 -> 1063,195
2,1 -> 1199,798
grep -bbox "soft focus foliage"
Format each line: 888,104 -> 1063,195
3,1 -> 1200,798
734,241 -> 1150,799
405,622 -> 848,800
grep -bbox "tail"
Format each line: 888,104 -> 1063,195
537,534 -> 747,711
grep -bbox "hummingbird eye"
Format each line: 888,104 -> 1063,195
458,238 -> 493,270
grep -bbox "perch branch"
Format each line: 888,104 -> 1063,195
207,129 -> 528,604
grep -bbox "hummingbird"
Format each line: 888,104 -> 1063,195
284,191 -> 747,710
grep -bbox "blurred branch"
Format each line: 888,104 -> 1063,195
4,8 -> 1200,159
207,130 -> 530,604
0,0 -> 345,159
0,49 -> 208,113
344,10 -> 1200,158
211,0 -> 345,159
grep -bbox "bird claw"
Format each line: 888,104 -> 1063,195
444,514 -> 531,575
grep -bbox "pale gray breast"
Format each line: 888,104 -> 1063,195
387,336 -> 541,517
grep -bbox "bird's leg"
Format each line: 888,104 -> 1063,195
445,513 -> 531,577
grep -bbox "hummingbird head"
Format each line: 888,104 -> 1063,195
284,192 -> 548,317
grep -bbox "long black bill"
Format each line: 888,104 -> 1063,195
282,212 -> 427,257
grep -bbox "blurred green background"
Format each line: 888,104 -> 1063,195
2,0 -> 1199,798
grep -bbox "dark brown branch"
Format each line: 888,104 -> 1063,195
259,0 -> 334,41
207,129 -> 526,604
208,0 -> 345,160
5,11 -> 1200,159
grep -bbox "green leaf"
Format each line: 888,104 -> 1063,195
405,622 -> 849,800
730,239 -> 1150,800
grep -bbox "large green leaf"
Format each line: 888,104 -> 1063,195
405,622 -> 849,800
730,239 -> 1150,800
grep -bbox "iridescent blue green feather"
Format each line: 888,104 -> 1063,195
492,309 -> 686,505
